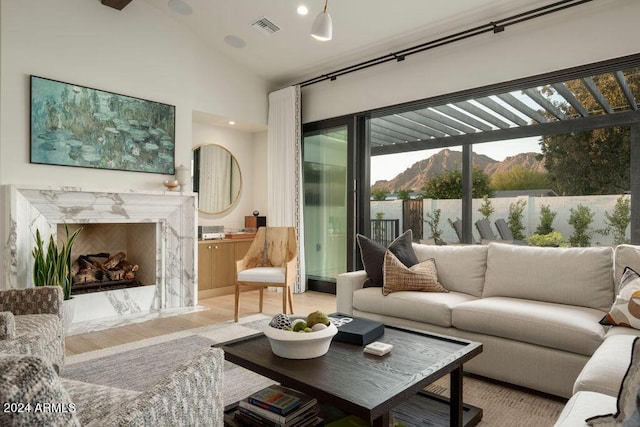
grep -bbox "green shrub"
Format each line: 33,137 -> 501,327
535,204 -> 557,235
508,200 -> 527,240
424,209 -> 444,244
526,231 -> 568,247
568,204 -> 594,247
478,195 -> 495,220
597,196 -> 631,245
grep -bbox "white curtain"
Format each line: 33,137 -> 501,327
267,86 -> 306,293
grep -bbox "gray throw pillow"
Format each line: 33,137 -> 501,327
357,229 -> 419,288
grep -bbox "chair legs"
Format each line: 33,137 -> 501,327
234,284 -> 294,323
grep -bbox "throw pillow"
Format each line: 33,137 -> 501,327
357,230 -> 419,288
600,267 -> 640,329
382,250 -> 448,296
587,337 -> 640,426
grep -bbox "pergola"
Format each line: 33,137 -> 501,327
364,54 -> 640,243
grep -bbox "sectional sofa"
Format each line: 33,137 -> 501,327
336,241 -> 640,401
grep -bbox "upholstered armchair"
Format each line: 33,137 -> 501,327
234,227 -> 298,322
0,286 -> 65,367
0,347 -> 225,427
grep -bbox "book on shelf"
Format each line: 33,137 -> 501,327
247,384 -> 303,415
235,405 -> 320,427
239,385 -> 318,425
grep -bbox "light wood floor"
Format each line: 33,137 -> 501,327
65,290 -> 337,356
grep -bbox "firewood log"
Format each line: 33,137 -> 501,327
103,252 -> 126,270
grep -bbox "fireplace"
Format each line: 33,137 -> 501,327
63,223 -> 155,295
2,185 -> 197,328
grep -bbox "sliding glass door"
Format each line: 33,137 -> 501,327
303,123 -> 351,292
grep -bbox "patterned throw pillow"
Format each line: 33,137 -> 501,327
357,230 -> 419,288
382,250 -> 448,296
587,337 -> 640,426
600,267 -> 640,329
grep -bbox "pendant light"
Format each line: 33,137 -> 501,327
310,0 -> 332,41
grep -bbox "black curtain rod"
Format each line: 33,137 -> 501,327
297,0 -> 593,88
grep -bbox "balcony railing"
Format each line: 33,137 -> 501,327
370,219 -> 400,247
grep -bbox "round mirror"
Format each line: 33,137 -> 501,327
192,144 -> 242,214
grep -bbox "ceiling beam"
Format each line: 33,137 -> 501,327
101,0 -> 132,10
523,88 -> 567,120
551,82 -> 589,117
582,77 -> 614,114
371,110 -> 640,156
475,96 -> 529,126
495,93 -> 548,123
377,116 -> 443,139
452,101 -> 511,129
431,105 -> 493,131
411,108 -> 478,134
614,71 -> 638,111
398,111 -> 458,137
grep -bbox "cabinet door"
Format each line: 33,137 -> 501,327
198,242 -> 214,291
211,242 -> 236,287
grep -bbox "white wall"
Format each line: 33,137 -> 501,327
0,0 -> 268,190
301,0 -> 639,123
191,122 -> 267,231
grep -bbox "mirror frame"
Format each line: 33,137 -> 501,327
192,143 -> 242,215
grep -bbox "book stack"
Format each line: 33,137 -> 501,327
230,385 -> 322,427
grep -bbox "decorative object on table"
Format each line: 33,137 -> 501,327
264,311 -> 337,359
162,179 -> 179,191
245,214 -> 266,230
175,163 -> 190,191
363,341 -> 393,356
30,75 -> 175,174
329,313 -> 385,346
32,224 -> 82,331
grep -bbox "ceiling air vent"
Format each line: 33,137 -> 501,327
250,17 -> 280,35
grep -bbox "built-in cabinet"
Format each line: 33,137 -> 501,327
198,239 -> 253,299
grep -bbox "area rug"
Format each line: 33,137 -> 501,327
61,315 -> 566,425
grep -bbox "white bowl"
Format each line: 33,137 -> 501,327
264,322 -> 338,359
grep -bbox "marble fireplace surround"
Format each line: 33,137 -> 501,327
3,185 -> 197,332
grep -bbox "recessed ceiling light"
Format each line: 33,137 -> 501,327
168,0 -> 192,15
224,35 -> 246,49
228,121 -> 236,126
297,5 -> 309,15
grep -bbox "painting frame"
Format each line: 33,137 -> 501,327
30,75 -> 176,175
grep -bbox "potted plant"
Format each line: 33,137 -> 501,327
32,224 -> 82,330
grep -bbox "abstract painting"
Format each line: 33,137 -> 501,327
30,76 -> 175,174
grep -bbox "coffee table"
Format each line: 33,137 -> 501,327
220,324 -> 482,427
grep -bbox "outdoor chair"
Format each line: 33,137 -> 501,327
475,219 -> 498,240
234,227 -> 297,322
494,218 -> 528,245
452,219 -> 476,244
495,218 -> 514,240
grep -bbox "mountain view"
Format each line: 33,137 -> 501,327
371,149 -> 546,193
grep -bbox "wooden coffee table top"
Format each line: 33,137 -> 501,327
220,325 -> 482,424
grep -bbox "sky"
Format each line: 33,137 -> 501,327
370,136 -> 542,184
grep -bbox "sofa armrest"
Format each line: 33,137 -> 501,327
0,287 -> 63,320
101,347 -> 225,427
0,312 -> 16,340
336,271 -> 368,316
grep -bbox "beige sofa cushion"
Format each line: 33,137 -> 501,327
573,334 -> 636,397
553,391 -> 617,427
412,244 -> 488,297
483,243 -> 614,311
614,244 -> 640,287
353,287 -> 476,327
452,297 -> 606,355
